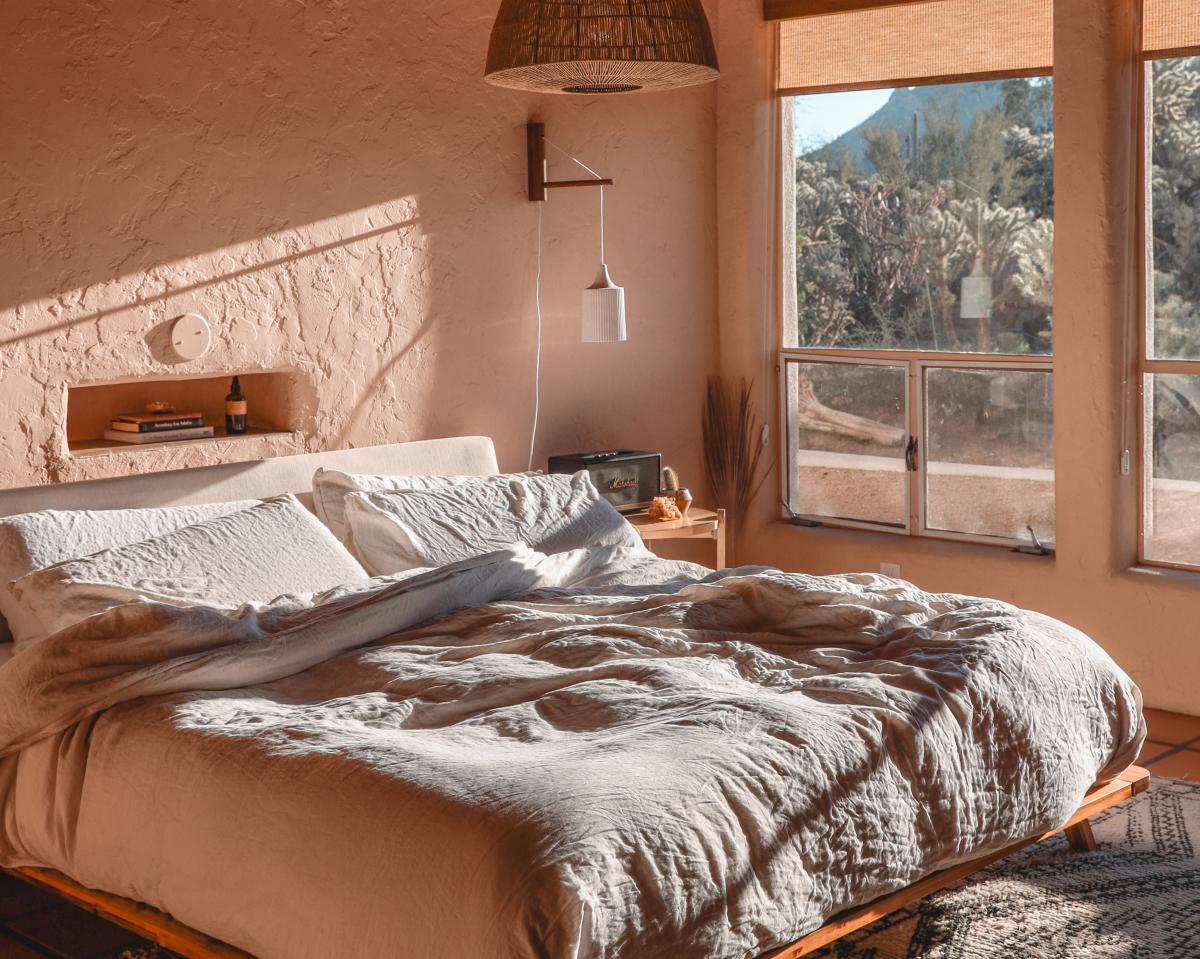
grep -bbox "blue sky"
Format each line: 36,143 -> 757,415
793,89 -> 891,152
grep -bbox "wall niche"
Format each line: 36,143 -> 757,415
65,369 -> 311,458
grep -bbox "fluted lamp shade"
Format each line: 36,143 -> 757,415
582,264 -> 626,342
485,0 -> 719,95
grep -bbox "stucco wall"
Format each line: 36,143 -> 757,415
716,0 -> 1200,713
4,0 -> 1196,710
0,0 -> 717,496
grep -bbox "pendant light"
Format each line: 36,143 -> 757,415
581,186 -> 626,342
484,0 -> 719,95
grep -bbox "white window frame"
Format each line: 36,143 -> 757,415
1137,53 -> 1200,571
781,348 -> 1054,549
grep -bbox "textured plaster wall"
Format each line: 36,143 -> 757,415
715,0 -> 1200,713
0,0 -> 718,495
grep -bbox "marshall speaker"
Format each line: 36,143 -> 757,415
548,450 -> 661,514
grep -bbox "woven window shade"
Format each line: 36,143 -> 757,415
1144,0 -> 1200,57
777,0 -> 1053,96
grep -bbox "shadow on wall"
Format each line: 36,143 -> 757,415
3,0 -> 506,312
0,0 -> 541,483
0,0 -> 719,493
0,220 -> 418,350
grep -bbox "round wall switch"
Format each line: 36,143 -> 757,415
171,313 -> 212,361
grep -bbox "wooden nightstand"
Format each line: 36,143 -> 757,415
626,507 -> 726,568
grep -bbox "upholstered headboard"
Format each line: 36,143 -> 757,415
0,436 -> 500,517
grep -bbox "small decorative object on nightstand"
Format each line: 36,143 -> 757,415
661,465 -> 693,516
647,495 -> 683,522
627,507 -> 726,569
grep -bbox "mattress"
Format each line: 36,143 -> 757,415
0,546 -> 1144,959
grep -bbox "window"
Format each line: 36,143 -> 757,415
1141,53 -> 1200,568
780,74 -> 1056,548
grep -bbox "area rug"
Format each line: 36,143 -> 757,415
114,778 -> 1200,959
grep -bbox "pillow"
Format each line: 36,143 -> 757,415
0,499 -> 257,644
9,494 -> 368,646
342,471 -> 644,575
311,468 -> 539,546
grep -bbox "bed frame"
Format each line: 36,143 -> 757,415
0,439 -> 1151,958
5,766 -> 1149,959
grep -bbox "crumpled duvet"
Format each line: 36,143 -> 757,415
0,546 -> 1144,959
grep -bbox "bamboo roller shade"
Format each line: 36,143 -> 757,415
1144,0 -> 1200,57
776,0 -> 1052,95
774,0 -> 1197,96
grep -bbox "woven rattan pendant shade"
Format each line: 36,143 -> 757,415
485,0 -> 719,94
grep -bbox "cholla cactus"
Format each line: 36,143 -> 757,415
1014,218 -> 1054,310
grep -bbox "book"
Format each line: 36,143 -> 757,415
112,411 -> 204,424
102,426 -> 215,445
109,417 -> 207,433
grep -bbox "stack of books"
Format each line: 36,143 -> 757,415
103,411 -> 215,445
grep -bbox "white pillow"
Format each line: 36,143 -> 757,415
0,500 -> 257,645
311,468 -> 539,546
9,494 -> 368,646
342,471 -> 644,575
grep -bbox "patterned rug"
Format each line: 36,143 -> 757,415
114,778 -> 1200,959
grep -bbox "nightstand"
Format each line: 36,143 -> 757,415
626,507 -> 726,569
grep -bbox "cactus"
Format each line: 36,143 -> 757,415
662,465 -> 680,492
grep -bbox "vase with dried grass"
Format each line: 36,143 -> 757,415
702,377 -> 772,567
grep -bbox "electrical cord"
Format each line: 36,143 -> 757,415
528,201 -> 543,471
527,137 -> 607,471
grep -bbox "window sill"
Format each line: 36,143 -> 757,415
1122,563 -> 1200,585
776,517 -> 1056,559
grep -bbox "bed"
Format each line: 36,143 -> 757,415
0,437 -> 1148,959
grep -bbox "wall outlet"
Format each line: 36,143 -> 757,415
880,562 -> 902,578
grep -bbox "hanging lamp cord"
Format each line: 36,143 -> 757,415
528,202 -> 543,471
544,136 -> 608,263
527,137 -> 608,470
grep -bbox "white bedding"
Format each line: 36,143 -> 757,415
8,495 -> 367,646
311,466 -> 539,545
0,499 -> 257,644
0,548 -> 1143,959
343,471 -> 644,574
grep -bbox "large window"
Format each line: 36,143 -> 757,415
781,77 -> 1055,548
1141,55 -> 1200,568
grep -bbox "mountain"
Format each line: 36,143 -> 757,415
802,82 -> 1005,173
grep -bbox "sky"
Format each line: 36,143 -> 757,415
792,89 -> 891,153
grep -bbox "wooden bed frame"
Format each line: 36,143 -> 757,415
6,765 -> 1149,959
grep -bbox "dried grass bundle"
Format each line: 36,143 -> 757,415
702,377 -> 772,560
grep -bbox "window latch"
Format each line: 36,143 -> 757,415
904,435 -> 919,472
781,498 -> 821,527
1015,525 -> 1052,556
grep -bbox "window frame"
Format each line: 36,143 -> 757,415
777,72 -> 1057,552
1136,51 -> 1200,571
780,349 -> 1054,548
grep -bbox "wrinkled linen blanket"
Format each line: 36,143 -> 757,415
0,546 -> 1143,959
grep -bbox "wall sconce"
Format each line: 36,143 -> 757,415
527,121 -> 626,343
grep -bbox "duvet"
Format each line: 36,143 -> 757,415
0,546 -> 1143,959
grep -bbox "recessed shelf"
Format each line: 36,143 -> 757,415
69,427 -> 296,458
65,370 -> 309,458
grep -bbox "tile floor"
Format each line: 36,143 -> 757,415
1,707 -> 1198,959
